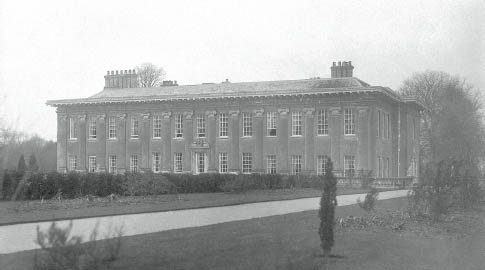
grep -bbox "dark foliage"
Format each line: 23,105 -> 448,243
17,154 -> 27,175
28,153 -> 39,172
318,159 -> 337,257
357,188 -> 379,212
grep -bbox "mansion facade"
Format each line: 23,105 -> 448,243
47,61 -> 423,178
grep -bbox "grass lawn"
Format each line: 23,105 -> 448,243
0,187 -> 379,225
2,196 -> 484,270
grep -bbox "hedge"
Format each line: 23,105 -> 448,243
1,171 -> 327,200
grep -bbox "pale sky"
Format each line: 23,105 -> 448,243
0,0 -> 483,141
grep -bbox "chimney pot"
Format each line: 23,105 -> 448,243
338,61 -> 341,66
124,70 -> 127,74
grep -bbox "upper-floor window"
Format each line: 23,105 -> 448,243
88,117 -> 97,139
242,153 -> 252,173
387,114 -> 391,139
130,117 -> 139,138
219,152 -> 228,173
344,109 -> 355,135
267,112 -> 277,136
344,155 -> 355,177
377,110 -> 381,138
175,114 -> 183,138
108,155 -> 117,173
152,152 -> 161,173
291,111 -> 302,136
69,117 -> 78,140
317,109 -> 328,135
317,155 -> 329,175
266,155 -> 276,174
196,114 -> 206,138
174,153 -> 183,173
242,112 -> 252,137
153,115 -> 162,138
219,113 -> 228,137
291,155 -> 302,174
108,116 -> 116,139
88,156 -> 96,172
130,155 -> 139,173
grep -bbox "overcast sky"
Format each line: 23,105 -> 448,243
0,0 -> 483,141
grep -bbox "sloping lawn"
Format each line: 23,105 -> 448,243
2,197 -> 484,270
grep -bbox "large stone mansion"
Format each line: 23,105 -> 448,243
47,61 -> 423,178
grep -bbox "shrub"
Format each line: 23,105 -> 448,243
319,159 -> 337,257
123,173 -> 177,196
357,188 -> 379,212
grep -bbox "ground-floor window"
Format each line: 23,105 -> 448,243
108,155 -> 117,173
219,152 -> 228,173
242,153 -> 252,174
69,155 -> 77,171
88,156 -> 96,173
344,155 -> 355,177
291,155 -> 302,175
195,152 -> 207,174
130,155 -> 138,173
174,153 -> 183,173
266,155 -> 276,174
317,155 -> 329,175
152,152 -> 161,173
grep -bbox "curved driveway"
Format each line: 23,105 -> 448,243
0,189 -> 408,254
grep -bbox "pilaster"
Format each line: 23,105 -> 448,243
277,108 -> 289,174
253,109 -> 264,173
303,108 -> 315,174
229,110 -> 240,173
161,111 -> 172,173
183,111 -> 194,173
206,110 -> 217,173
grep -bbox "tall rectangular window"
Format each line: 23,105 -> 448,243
377,111 -> 381,138
108,155 -> 117,173
266,155 -> 276,174
219,113 -> 228,137
344,109 -> 355,135
242,153 -> 252,173
384,113 -> 388,139
152,152 -> 161,173
291,111 -> 302,136
69,117 -> 78,140
196,114 -> 206,138
387,114 -> 391,139
317,155 -> 329,175
108,116 -> 116,139
153,115 -> 162,138
69,155 -> 77,171
267,112 -> 277,136
386,157 -> 391,177
130,155 -> 138,173
88,156 -> 96,172
344,155 -> 355,177
175,114 -> 183,138
219,152 -> 228,173
88,117 -> 97,139
291,155 -> 302,174
174,153 -> 183,173
130,117 -> 139,138
317,110 -> 328,135
377,156 -> 382,178
196,152 -> 206,174
242,113 -> 252,137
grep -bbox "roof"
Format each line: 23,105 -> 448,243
46,77 -> 421,108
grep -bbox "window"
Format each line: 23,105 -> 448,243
219,152 -> 228,173
153,115 -> 162,138
291,111 -> 302,136
196,114 -> 206,138
344,109 -> 355,135
108,155 -> 117,173
242,153 -> 252,173
267,112 -> 277,136
130,155 -> 138,173
377,156 -> 382,178
317,110 -> 328,135
387,114 -> 391,139
130,117 -> 139,138
266,155 -> 276,174
291,155 -> 302,175
377,111 -> 381,137
175,114 -> 183,138
174,153 -> 183,173
88,156 -> 96,173
242,112 -> 252,137
219,113 -> 228,137
108,116 -> 116,139
386,157 -> 391,177
317,155 -> 329,175
152,152 -> 161,173
69,117 -> 78,140
88,117 -> 97,139
69,155 -> 77,171
196,152 -> 206,174
383,113 -> 388,139
344,155 -> 355,177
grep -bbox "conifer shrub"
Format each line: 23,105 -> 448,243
318,159 -> 337,257
357,188 -> 379,212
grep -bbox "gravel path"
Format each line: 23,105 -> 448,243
0,189 -> 408,254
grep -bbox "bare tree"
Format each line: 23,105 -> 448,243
136,63 -> 166,87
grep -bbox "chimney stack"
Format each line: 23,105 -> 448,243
330,61 -> 354,78
104,69 -> 138,88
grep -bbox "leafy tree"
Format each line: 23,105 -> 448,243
319,158 -> 337,257
2,170 -> 12,199
28,152 -> 39,172
17,154 -> 27,175
136,63 -> 166,87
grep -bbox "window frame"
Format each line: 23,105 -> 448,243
266,112 -> 277,137
130,155 -> 138,173
69,155 -> 77,171
153,115 -> 162,139
152,152 -> 161,173
317,109 -> 328,136
344,155 -> 355,177
242,112 -> 253,137
291,111 -> 303,136
317,155 -> 329,175
108,116 -> 117,140
174,153 -> 183,173
219,113 -> 228,138
242,153 -> 252,174
88,117 -> 97,140
88,156 -> 96,173
344,109 -> 355,135
174,114 -> 184,138
108,155 -> 117,173
219,152 -> 228,173
196,114 -> 206,138
266,155 -> 276,174
291,155 -> 302,175
69,117 -> 78,140
130,117 -> 139,139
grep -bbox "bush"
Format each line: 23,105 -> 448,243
357,188 -> 379,212
123,173 -> 177,196
319,159 -> 337,257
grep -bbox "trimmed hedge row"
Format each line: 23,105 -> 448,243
1,171 -> 327,200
